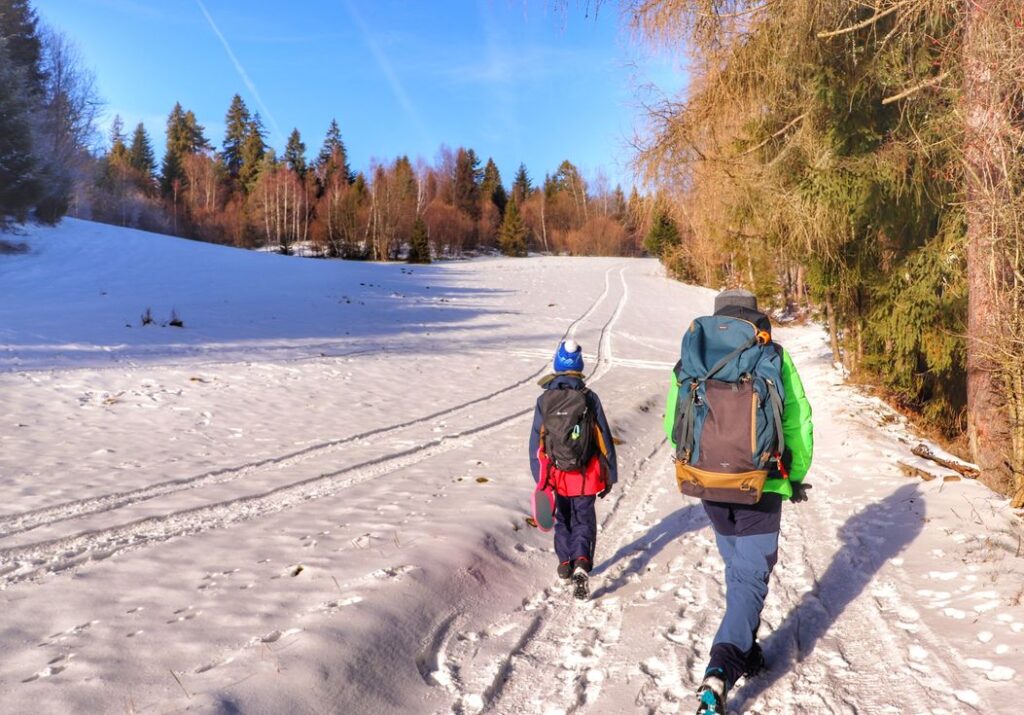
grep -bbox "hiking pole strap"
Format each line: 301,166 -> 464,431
702,335 -> 757,382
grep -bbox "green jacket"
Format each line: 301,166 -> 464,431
663,346 -> 813,500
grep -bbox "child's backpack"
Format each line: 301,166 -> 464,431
672,315 -> 785,504
539,387 -> 596,473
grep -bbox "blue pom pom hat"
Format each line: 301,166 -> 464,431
553,339 -> 584,373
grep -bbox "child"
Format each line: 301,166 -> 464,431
529,339 -> 618,599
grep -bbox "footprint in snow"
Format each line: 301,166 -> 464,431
271,563 -> 306,579
194,656 -> 234,674
167,606 -> 200,624
23,664 -> 67,683
253,628 -> 302,645
664,620 -> 697,646
314,595 -> 363,614
371,564 -> 417,580
907,644 -> 929,667
640,657 -> 668,679
968,658 -> 1017,682
47,620 -> 99,642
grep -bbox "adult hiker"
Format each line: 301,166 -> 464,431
529,339 -> 618,600
664,289 -> 813,715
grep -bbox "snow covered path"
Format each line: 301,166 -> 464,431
1,220 -> 1022,714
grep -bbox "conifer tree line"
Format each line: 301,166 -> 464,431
2,0 -> 647,259
621,0 -> 1024,505
0,0 -> 100,226
86,94 -> 647,260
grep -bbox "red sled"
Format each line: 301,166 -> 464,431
531,480 -> 556,532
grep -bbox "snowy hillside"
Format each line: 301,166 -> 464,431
1,219 -> 1022,715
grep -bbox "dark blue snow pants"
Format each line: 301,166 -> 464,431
553,494 -> 597,565
704,493 -> 782,688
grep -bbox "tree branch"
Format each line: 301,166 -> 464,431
817,1 -> 913,39
881,71 -> 951,105
738,112 -> 809,156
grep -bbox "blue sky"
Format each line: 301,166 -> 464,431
34,0 -> 687,188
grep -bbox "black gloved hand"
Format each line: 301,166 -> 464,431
790,482 -> 812,503
598,485 -> 613,499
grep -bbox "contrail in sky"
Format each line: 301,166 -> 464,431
341,0 -> 433,148
195,0 -> 286,146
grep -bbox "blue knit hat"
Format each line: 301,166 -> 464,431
553,339 -> 584,373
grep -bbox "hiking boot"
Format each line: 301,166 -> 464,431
695,669 -> 727,715
743,641 -> 766,678
557,560 -> 574,580
571,564 -> 590,601
573,556 -> 592,573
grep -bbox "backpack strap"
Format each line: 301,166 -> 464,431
671,359 -> 698,463
673,380 -> 699,464
701,334 -> 758,382
766,378 -> 785,462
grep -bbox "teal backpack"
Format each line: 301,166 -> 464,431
672,315 -> 785,504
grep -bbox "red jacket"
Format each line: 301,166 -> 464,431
536,448 -> 608,497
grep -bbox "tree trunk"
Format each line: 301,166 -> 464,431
540,194 -> 549,253
825,292 -> 841,365
1009,362 -> 1024,507
963,0 -> 1011,485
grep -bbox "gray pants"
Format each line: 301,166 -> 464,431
703,494 -> 781,687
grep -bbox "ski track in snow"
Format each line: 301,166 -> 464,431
2,222 -> 1022,714
0,267 -> 630,586
0,266 -> 617,544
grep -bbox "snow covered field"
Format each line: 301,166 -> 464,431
1,219 -> 1022,715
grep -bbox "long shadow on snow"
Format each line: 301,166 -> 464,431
730,483 -> 925,712
590,503 -> 708,599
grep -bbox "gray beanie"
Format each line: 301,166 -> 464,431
714,288 -> 758,314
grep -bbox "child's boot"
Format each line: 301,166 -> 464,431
571,562 -> 590,601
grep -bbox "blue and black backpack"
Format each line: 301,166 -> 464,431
672,314 -> 785,504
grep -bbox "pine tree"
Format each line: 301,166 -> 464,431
407,216 -> 431,263
284,128 -> 306,176
160,103 -> 184,195
238,113 -> 266,192
0,0 -> 45,96
0,35 -> 41,222
222,93 -> 251,178
644,209 -> 680,257
316,118 -> 350,183
612,185 -> 627,220
160,103 -> 209,196
181,110 -> 209,153
128,121 -> 155,177
480,158 -> 507,216
108,115 -> 129,164
499,198 -> 528,257
453,147 -> 481,220
511,163 -> 532,205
